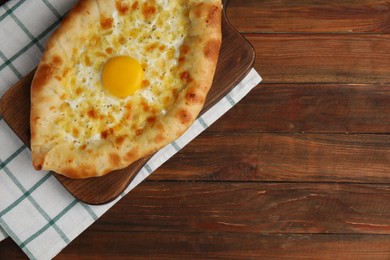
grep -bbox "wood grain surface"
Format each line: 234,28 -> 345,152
2,0 -> 390,259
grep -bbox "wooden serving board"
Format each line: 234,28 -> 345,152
0,2 -> 255,205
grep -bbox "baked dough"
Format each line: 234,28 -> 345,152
30,0 -> 222,178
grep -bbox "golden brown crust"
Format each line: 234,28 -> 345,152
31,0 -> 222,179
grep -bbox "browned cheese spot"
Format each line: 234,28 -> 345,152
163,95 -> 172,107
84,55 -> 92,66
131,1 -> 139,10
185,91 -> 202,104
141,98 -> 150,112
75,87 -> 83,95
142,79 -> 150,88
142,3 -> 157,19
178,45 -> 190,64
203,39 -> 221,61
147,116 -> 156,125
106,47 -> 114,54
122,103 -> 132,120
101,128 -> 114,139
115,136 -> 125,146
135,128 -> 143,136
60,102 -> 70,111
72,127 -> 79,138
87,108 -> 98,119
119,36 -> 126,45
100,17 -> 114,29
206,5 -> 220,27
125,102 -> 132,111
180,71 -> 193,84
177,109 -> 192,124
116,0 -> 129,15
52,55 -> 63,66
123,112 -> 132,120
145,42 -> 159,52
80,144 -> 87,150
109,153 -> 121,166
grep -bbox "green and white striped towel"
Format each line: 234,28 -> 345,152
0,0 -> 262,259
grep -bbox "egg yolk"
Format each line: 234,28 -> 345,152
102,56 -> 144,98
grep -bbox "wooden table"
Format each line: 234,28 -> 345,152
2,0 -> 390,258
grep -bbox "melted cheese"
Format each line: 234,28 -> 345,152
55,0 -> 190,147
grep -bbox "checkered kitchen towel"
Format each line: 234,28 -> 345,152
0,0 -> 262,259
